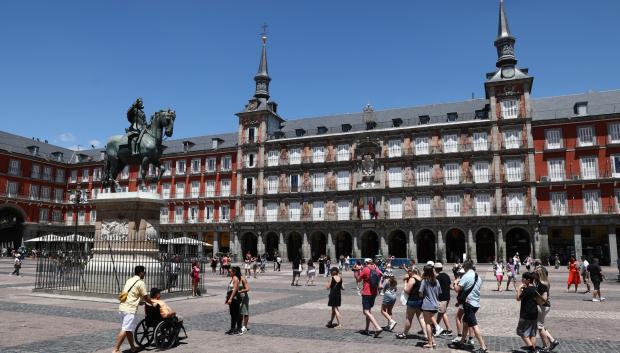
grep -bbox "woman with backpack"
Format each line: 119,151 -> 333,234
396,267 -> 425,339
419,264 -> 442,349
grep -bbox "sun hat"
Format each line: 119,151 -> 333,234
434,262 -> 443,269
364,258 -> 373,263
426,260 -> 435,267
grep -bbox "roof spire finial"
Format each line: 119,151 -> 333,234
494,0 -> 517,68
254,23 -> 271,100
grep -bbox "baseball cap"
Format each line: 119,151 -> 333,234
364,258 -> 373,264
434,262 -> 443,269
426,260 -> 435,267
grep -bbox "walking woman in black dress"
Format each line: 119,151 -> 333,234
326,266 -> 343,328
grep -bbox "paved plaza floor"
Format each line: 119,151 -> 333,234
1,258 -> 619,353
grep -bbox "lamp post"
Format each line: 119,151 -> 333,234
73,185 -> 81,255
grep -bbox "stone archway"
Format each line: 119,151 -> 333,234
446,228 -> 466,264
311,231 -> 327,260
416,229 -> 436,263
264,232 -> 279,260
476,228 -> 496,263
287,232 -> 302,261
335,231 -> 353,258
0,204 -> 26,249
361,231 -> 379,258
388,230 -> 407,258
240,232 -> 258,257
506,228 -> 531,259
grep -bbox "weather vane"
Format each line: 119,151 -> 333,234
261,23 -> 268,44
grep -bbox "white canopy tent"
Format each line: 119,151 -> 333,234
25,234 -> 67,243
160,236 -> 212,247
64,234 -> 94,242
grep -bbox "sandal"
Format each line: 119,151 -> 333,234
395,332 -> 407,339
422,344 -> 434,349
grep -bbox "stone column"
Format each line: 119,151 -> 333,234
573,225 -> 582,259
497,227 -> 506,261
380,233 -> 389,257
468,228 -> 477,262
213,231 -> 220,256
608,225 -> 618,267
533,227 -> 541,258
436,229 -> 446,263
302,232 -> 310,260
538,227 -> 550,264
409,230 -> 417,262
327,232 -> 335,260
257,232 -> 265,256
183,232 -> 189,257
353,235 -> 360,258
232,232 -> 240,261
278,232 -> 287,261
197,232 -> 204,257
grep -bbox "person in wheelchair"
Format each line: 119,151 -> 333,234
149,287 -> 183,324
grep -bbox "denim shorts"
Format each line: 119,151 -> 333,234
362,295 -> 376,310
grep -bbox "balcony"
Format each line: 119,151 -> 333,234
501,139 -> 528,150
538,204 -> 614,217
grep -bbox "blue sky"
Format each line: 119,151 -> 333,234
1,0 -> 619,150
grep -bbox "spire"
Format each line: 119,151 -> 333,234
494,0 -> 517,68
254,24 -> 271,100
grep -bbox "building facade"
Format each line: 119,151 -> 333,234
1,1 -> 618,265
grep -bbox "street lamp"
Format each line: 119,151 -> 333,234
72,185 -> 82,255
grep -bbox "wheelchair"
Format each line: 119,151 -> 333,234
134,303 -> 187,349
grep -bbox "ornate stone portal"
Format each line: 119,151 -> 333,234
356,139 -> 381,189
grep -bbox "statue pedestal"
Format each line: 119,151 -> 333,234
81,192 -> 165,294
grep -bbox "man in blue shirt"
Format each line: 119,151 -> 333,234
453,260 -> 488,353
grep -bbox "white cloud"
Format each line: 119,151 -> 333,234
58,132 -> 76,142
89,139 -> 101,148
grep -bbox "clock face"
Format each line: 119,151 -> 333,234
502,66 -> 515,79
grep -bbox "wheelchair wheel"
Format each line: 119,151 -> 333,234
134,319 -> 154,348
154,320 -> 176,349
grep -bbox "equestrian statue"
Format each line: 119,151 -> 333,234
102,98 -> 176,192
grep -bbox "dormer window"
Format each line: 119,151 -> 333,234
317,126 -> 328,135
52,151 -> 64,162
295,128 -> 306,137
27,145 -> 39,156
273,131 -> 285,139
574,102 -> 588,116
475,109 -> 488,120
447,112 -> 458,122
392,118 -> 403,128
182,140 -> 194,153
341,124 -> 352,132
366,121 -> 377,130
212,138 -> 222,150
419,115 -> 430,125
247,127 -> 257,143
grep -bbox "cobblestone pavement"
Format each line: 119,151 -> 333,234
1,258 -> 620,353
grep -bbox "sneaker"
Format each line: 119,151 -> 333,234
600,297 -> 606,302
549,340 -> 559,351
473,348 -> 489,353
468,337 -> 475,346
241,326 -> 247,333
451,336 -> 462,343
225,329 -> 234,335
434,327 -> 444,337
373,329 -> 383,338
441,330 -> 453,337
235,329 -> 244,335
592,298 -> 600,302
388,320 -> 397,331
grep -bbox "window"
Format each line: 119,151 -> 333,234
54,188 -> 63,203
31,164 -> 41,179
42,166 -> 52,181
65,210 -> 73,225
417,196 -> 431,218
616,190 -> 620,212
174,160 -> 185,175
29,185 -> 39,200
162,183 -> 171,199
575,102 -> 588,116
416,165 -> 431,186
219,205 -> 230,221
220,179 -> 231,196
245,153 -> 256,168
312,201 -> 324,221
121,165 -> 129,179
40,187 -> 50,200
205,180 -> 216,197
388,167 -> 402,188
505,159 -> 522,182
444,163 -> 460,185
609,123 -> 620,144
247,127 -> 257,143
175,206 -> 184,223
244,177 -> 254,195
473,132 -> 488,151
312,173 -> 325,192
337,171 -> 349,191
7,182 -> 18,197
175,182 -> 185,198
501,99 -> 519,119
337,201 -> 349,220
267,150 -> 279,167
149,183 -> 157,194
577,126 -> 594,147
415,137 -> 429,155
79,168 -> 88,182
244,204 -> 255,222
337,144 -> 350,161
289,202 -> 301,221
267,175 -> 278,194
473,161 -> 490,183
580,156 -> 598,180
443,134 -> 458,153
188,206 -> 199,223
446,195 -> 461,217
289,148 -> 302,165
583,190 -> 600,214
78,210 -> 85,225
475,193 -> 491,216
551,192 -> 567,216
70,170 -> 78,183
388,139 -> 402,157
545,129 -> 562,149
55,169 -> 65,183
52,210 -> 62,223
191,181 -> 200,198
389,198 -> 402,219
163,161 -> 172,176
92,188 -> 99,200
507,193 -> 524,215
90,210 -> 96,224
222,156 -> 232,171
207,158 -> 216,172
205,205 -> 214,221
313,146 -> 325,163
191,159 -> 201,173
9,159 -> 20,176
93,168 -> 102,181
266,203 -> 278,222
548,159 -> 565,181
290,174 -> 299,193
504,129 -> 520,149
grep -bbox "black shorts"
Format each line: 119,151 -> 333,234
462,303 -> 479,327
362,295 -> 376,310
592,278 -> 601,290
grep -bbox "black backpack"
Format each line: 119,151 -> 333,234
457,273 -> 478,305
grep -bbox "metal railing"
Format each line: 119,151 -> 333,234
538,204 -> 616,216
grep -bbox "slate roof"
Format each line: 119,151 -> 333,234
531,89 -> 620,122
0,130 -> 75,163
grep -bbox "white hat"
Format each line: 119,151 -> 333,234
434,262 -> 443,269
426,260 -> 435,267
458,268 -> 465,274
364,258 -> 373,263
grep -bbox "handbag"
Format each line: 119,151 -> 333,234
400,291 -> 407,306
457,273 -> 478,305
534,290 -> 549,306
118,279 -> 141,303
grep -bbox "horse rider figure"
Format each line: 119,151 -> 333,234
126,98 -> 147,155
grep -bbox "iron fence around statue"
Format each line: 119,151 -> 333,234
34,238 -> 208,296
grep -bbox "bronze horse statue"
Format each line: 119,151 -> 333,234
102,109 -> 176,191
